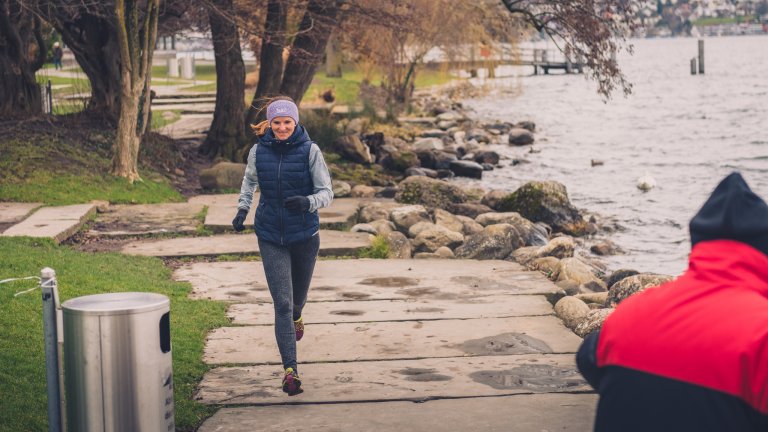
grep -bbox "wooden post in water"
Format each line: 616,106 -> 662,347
691,58 -> 698,75
698,39 -> 705,74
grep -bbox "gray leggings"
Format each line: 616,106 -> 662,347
258,234 -> 320,371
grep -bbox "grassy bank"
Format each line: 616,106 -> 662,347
0,237 -> 229,431
0,120 -> 183,205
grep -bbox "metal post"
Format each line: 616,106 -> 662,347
42,268 -> 64,432
698,39 -> 705,74
47,80 -> 53,114
691,58 -> 697,75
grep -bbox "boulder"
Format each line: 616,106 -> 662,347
434,151 -> 459,170
536,236 -> 575,259
510,246 -> 539,266
455,215 -> 484,236
574,309 -> 614,338
449,160 -> 483,179
332,180 -> 352,198
455,223 -> 524,260
474,151 -> 500,165
351,223 -> 377,235
576,292 -> 609,306
199,162 -> 246,190
591,240 -> 623,256
345,117 -> 369,135
436,111 -> 464,122
405,167 -> 438,178
385,231 -> 412,259
412,137 -> 444,152
496,181 -> 586,235
515,120 -> 536,132
369,219 -> 397,236
421,129 -> 448,139
379,149 -> 420,173
395,176 -> 469,210
415,150 -> 438,169
375,187 -> 399,198
556,258 -> 602,286
604,269 -> 640,289
607,273 -> 674,306
447,203 -> 494,219
390,205 -> 431,233
556,279 -> 580,296
412,225 -> 465,253
466,129 -> 492,144
437,120 -> 457,130
433,208 -> 464,234
334,135 -> 372,163
530,257 -> 560,278
480,190 -> 508,210
434,246 -> 455,259
475,212 -> 547,246
350,185 -> 377,198
408,221 -> 437,238
555,297 -> 591,330
508,128 -> 535,146
359,202 -> 401,223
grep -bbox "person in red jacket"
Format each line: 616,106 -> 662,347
577,172 -> 768,432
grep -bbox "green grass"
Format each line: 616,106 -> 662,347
0,128 -> 183,205
0,237 -> 229,431
357,235 -> 390,259
151,109 -> 182,131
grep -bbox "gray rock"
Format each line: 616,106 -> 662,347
481,190 -> 508,210
474,151 -> 500,165
496,181 -> 586,235
379,148 -> 420,173
334,135 -> 372,164
359,202 -> 400,223
530,257 -> 560,278
466,129 -> 492,144
576,292 -> 609,306
591,240 -> 623,256
453,130 -> 466,144
436,111 -> 464,122
200,162 -> 246,190
555,297 -> 591,330
434,208 -> 464,234
405,167 -> 438,178
510,246 -> 539,266
385,231 -> 412,259
395,176 -> 468,210
455,224 -> 524,260
434,151 -> 459,170
412,137 -> 444,152
345,117 -> 369,135
574,309 -> 614,338
412,226 -> 465,253
369,219 -> 397,236
449,160 -> 483,179
536,236 -> 575,259
455,215 -> 484,236
556,258 -> 602,286
508,128 -> 535,146
408,221 -> 437,238
350,185 -> 377,198
604,269 -> 640,289
607,273 -> 674,306
447,203 -> 494,219
375,187 -> 399,198
390,205 -> 431,233
434,246 -> 455,259
421,129 -> 448,139
515,120 -> 536,132
351,223 -> 377,235
579,281 -> 608,293
475,212 -> 546,246
437,120 -> 457,130
482,163 -> 495,171
556,279 -> 580,296
332,180 -> 352,198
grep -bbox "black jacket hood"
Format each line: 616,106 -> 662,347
689,172 -> 768,256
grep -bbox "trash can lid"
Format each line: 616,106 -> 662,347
62,292 -> 169,316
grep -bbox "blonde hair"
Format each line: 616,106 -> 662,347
250,95 -> 296,136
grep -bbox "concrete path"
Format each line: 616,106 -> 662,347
122,231 -> 371,257
189,257 -> 594,431
1,204 -> 95,243
0,203 -> 42,225
198,393 -> 597,432
190,194 -> 365,231
158,115 -> 211,139
87,203 -> 204,237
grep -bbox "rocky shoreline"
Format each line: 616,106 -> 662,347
201,89 -> 676,338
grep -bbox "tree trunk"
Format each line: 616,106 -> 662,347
201,0 -> 247,160
324,29 -> 342,78
0,0 -> 45,118
54,13 -> 122,123
244,0 -> 286,129
279,0 -> 341,104
110,0 -> 160,181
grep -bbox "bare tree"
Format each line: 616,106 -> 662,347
501,0 -> 635,97
0,0 -> 46,118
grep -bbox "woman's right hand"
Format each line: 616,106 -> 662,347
232,209 -> 248,232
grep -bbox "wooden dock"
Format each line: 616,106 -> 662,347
421,44 -> 585,77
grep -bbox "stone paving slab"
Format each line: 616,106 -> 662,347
87,203 -> 204,236
197,393 -> 598,432
174,259 -> 557,302
0,203 -> 43,225
152,103 -> 214,113
227,296 -> 553,325
204,316 -> 582,364
197,354 -> 587,405
191,194 -> 361,231
158,115 -> 211,138
122,231 -> 371,257
2,204 -> 96,243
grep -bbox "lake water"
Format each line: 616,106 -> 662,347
462,35 -> 768,276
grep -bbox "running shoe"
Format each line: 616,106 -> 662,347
282,367 -> 303,396
294,316 -> 304,341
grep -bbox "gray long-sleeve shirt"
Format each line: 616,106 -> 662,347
237,142 -> 334,213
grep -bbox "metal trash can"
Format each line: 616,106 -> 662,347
62,292 -> 174,432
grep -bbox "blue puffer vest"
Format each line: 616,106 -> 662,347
254,125 -> 320,245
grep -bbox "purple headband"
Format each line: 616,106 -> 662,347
266,100 -> 299,125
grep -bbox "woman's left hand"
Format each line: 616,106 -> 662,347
283,196 -> 310,213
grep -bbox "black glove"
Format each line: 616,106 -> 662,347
232,208 -> 248,232
283,196 -> 310,213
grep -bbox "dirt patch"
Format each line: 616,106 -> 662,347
330,310 -> 365,316
397,286 -> 457,300
358,277 -> 420,288
340,291 -> 371,300
313,285 -> 337,291
406,307 -> 446,314
469,364 -> 585,392
450,276 -> 517,291
455,332 -> 552,356
396,368 -> 453,382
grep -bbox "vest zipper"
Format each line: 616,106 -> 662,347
278,151 -> 285,245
